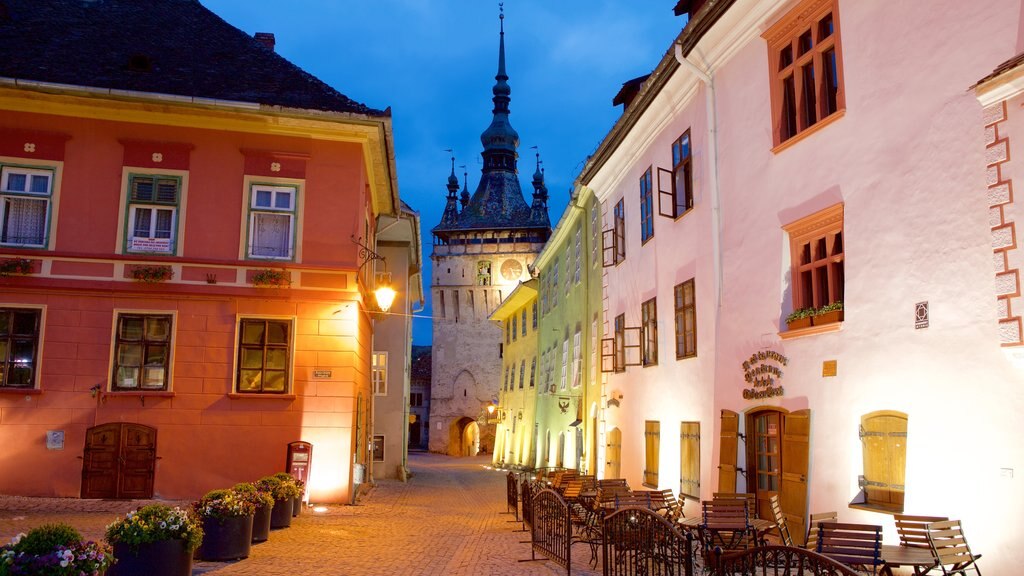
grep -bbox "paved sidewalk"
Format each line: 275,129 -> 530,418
0,453 -> 600,576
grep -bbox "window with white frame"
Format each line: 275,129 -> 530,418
1,166 -> 54,248
564,245 -> 571,294
247,184 -> 297,259
529,357 -> 536,388
521,309 -> 527,336
125,174 -> 180,254
519,359 -> 526,390
560,338 -> 569,391
552,259 -> 559,308
112,313 -> 172,391
574,226 -> 582,284
237,318 -> 292,394
372,351 -> 388,395
572,330 -> 581,388
591,202 -> 599,266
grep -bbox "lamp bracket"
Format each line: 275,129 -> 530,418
352,235 -> 386,273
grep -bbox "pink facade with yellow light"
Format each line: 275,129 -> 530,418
0,0 -> 400,503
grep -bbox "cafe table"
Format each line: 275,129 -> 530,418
880,545 -> 937,572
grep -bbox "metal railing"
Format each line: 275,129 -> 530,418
707,545 -> 860,576
529,488 -> 572,575
602,507 -> 695,576
506,471 -> 520,520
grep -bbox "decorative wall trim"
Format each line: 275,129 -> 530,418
983,101 -> 1023,346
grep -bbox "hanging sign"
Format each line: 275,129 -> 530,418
741,349 -> 788,400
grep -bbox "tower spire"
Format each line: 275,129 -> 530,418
479,4 -> 519,173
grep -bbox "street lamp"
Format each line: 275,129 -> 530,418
353,235 -> 397,314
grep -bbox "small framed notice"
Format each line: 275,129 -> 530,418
46,430 -> 65,450
312,369 -> 332,379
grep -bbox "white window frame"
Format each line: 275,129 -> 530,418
1,165 -> 55,248
233,315 -> 295,395
574,226 -> 582,284
560,338 -> 569,391
125,174 -> 181,255
372,351 -> 388,396
572,330 -> 582,388
0,305 -> 46,390
110,311 -> 176,392
247,183 -> 298,260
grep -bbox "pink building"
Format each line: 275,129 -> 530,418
0,0 -> 400,503
582,0 -> 1023,570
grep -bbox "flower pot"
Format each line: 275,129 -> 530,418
786,316 -> 812,330
197,513 -> 253,561
252,501 -> 273,542
292,495 -> 303,517
110,539 -> 193,576
270,497 -> 293,529
812,310 -> 844,326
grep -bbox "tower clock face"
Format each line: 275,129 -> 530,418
500,259 -> 523,281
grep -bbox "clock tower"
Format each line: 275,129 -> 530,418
428,9 -> 550,456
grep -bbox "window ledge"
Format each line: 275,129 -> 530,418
779,320 -> 842,340
848,501 -> 904,516
0,388 -> 42,395
228,393 -> 296,400
106,391 -> 175,397
771,109 -> 846,155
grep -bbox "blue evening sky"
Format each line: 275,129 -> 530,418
202,1 -> 685,344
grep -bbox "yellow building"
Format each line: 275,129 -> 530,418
489,280 -> 538,468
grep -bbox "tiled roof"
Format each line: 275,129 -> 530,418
0,0 -> 383,116
976,52 -> 1024,88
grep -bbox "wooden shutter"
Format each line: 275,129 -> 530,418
718,410 -> 739,492
860,411 -> 907,509
680,422 -> 700,500
606,427 -> 622,479
781,409 -> 810,546
644,421 -> 660,487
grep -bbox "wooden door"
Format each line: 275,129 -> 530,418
81,423 -> 156,499
718,410 -> 738,492
748,410 -> 782,521
781,410 -> 810,546
606,427 -> 621,478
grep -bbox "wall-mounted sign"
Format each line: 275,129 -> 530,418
915,301 -> 929,329
742,350 -> 787,400
822,360 -> 837,377
312,369 -> 332,379
46,430 -> 64,450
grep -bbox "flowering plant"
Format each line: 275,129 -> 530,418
104,504 -> 203,552
251,268 -> 290,287
233,482 -> 275,509
0,524 -> 113,576
193,488 -> 256,520
129,264 -> 173,283
256,475 -> 300,500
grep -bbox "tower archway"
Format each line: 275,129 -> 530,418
449,416 -> 480,457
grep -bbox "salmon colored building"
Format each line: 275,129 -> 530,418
0,0 -> 401,503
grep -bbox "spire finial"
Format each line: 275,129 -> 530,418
446,148 -> 455,175
497,4 -> 507,80
444,148 -> 459,195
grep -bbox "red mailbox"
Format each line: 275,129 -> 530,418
285,441 -> 312,498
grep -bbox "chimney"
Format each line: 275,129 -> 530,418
254,32 -> 276,52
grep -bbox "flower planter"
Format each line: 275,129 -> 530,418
812,310 -> 844,326
252,501 -> 273,542
110,539 -> 193,576
196,513 -> 253,561
270,497 -> 293,529
292,496 -> 303,517
785,317 -> 812,330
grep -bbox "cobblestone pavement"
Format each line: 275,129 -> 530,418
0,452 -> 601,576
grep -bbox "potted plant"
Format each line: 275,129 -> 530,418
785,307 -> 815,330
251,268 -> 290,288
0,523 -> 113,576
813,300 -> 844,325
233,482 -> 275,543
128,264 -> 173,283
0,258 -> 33,277
192,488 -> 255,561
271,472 -> 305,517
256,476 -> 299,529
104,504 -> 202,576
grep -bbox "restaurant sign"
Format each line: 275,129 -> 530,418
742,349 -> 788,400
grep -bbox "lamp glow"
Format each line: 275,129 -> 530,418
374,283 -> 397,313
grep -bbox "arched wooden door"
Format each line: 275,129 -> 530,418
81,423 -> 157,499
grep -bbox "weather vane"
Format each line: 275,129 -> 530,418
444,148 -> 455,172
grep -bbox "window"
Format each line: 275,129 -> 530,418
125,174 -> 180,254
112,313 -> 172,391
564,245 -> 571,294
574,226 -> 582,284
512,317 -> 517,342
560,338 -> 569,391
641,298 -> 658,366
529,357 -> 536,388
1,166 -> 53,248
504,366 -> 510,391
506,321 -> 511,344
591,318 -> 598,386
439,291 -> 446,319
532,302 -> 538,329
640,168 -> 654,243
614,314 -> 625,373
764,0 -> 844,146
859,411 -> 907,512
680,422 -> 700,500
572,330 -> 581,388
614,199 -> 625,262
552,259 -> 559,308
644,420 -> 660,487
236,319 -> 291,394
468,290 -> 475,319
784,204 -> 844,319
675,279 -> 697,359
247,184 -> 297,259
521,310 -> 527,336
372,434 -> 385,462
372,351 -> 387,395
519,360 -> 525,389
591,202 -> 599,266
477,261 -> 492,285
410,392 -> 423,407
670,131 -> 693,217
0,308 -> 41,388
453,290 -> 460,323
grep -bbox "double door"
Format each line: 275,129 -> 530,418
81,423 -> 157,499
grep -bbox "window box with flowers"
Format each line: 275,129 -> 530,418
0,523 -> 113,576
104,504 -> 202,576
193,488 -> 256,561
250,268 -> 291,288
128,264 -> 173,283
785,307 -> 816,330
813,300 -> 844,325
0,258 -> 33,277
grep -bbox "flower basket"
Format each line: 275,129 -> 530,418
292,478 -> 306,517
0,258 -> 33,277
256,476 -> 299,529
812,301 -> 844,326
192,489 -> 255,561
232,482 -> 274,543
251,268 -> 291,288
0,523 -> 113,576
128,265 -> 173,283
270,498 -> 293,529
785,307 -> 815,330
105,504 -> 201,576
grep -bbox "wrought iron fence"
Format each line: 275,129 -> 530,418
521,478 -> 535,527
506,470 -> 520,520
602,507 -> 695,576
707,545 -> 860,576
530,488 -> 572,575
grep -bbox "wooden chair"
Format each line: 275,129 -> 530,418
650,488 -> 683,521
805,511 -> 838,550
925,520 -> 982,575
699,498 -> 757,552
768,494 -> 793,546
816,522 -> 884,575
894,515 -> 948,575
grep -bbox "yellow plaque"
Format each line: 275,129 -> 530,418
822,360 -> 837,377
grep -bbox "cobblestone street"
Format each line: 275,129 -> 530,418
0,452 -> 600,576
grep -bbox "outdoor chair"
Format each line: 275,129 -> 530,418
805,511 -> 838,550
816,522 -> 884,575
699,498 -> 757,552
894,514 -> 948,575
925,520 -> 982,575
768,494 -> 794,546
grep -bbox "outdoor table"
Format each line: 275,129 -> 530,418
880,545 -> 937,572
678,516 -> 775,536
